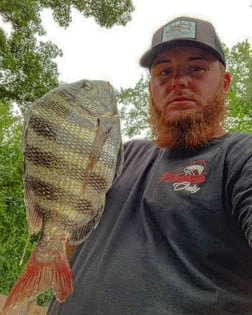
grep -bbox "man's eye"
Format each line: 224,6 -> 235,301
190,65 -> 206,72
160,69 -> 172,76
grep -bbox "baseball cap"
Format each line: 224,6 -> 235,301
140,16 -> 226,68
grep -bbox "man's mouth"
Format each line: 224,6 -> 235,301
166,97 -> 196,109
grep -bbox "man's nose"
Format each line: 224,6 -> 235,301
171,67 -> 189,89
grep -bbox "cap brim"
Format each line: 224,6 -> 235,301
140,40 -> 225,68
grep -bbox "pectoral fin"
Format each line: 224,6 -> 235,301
83,116 -> 113,192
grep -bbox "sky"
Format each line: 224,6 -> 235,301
39,0 -> 252,90
2,0 -> 252,90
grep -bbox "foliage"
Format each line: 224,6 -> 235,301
117,40 -> 252,139
116,74 -> 150,139
0,28 -> 61,113
224,40 -> 252,132
0,0 -> 134,113
0,3 -> 60,112
39,0 -> 134,28
0,102 -> 50,306
0,102 -> 32,293
75,0 -> 134,28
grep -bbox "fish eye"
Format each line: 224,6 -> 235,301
82,81 -> 93,90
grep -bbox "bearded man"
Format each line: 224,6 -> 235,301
148,45 -> 230,149
48,17 -> 252,315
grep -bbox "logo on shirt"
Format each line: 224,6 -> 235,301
158,160 -> 207,194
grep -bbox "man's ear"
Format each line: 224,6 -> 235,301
148,80 -> 152,94
223,71 -> 231,95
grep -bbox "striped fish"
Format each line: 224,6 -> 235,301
1,80 -> 123,315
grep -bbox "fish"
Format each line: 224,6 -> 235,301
1,79 -> 124,315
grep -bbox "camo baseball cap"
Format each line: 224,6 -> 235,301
140,16 -> 226,67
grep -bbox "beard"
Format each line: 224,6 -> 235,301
148,85 -> 227,150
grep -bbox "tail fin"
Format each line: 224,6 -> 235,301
1,245 -> 73,315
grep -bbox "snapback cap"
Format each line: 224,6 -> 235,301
140,16 -> 226,67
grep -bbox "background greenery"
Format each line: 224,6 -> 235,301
0,0 -> 251,307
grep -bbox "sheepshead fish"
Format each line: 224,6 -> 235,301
1,80 -> 123,315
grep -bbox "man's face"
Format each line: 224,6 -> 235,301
148,46 -> 231,149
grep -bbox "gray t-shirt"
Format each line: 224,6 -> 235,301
48,132 -> 252,315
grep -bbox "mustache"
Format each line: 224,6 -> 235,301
165,91 -> 199,104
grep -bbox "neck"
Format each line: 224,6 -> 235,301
212,125 -> 227,138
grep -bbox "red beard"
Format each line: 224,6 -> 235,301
148,86 -> 227,150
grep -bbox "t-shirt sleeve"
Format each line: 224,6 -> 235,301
229,154 -> 252,245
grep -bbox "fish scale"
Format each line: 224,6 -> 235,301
1,79 -> 123,315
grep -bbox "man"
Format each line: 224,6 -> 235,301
48,16 -> 252,314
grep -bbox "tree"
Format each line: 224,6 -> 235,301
0,101 -> 50,305
117,40 -> 252,139
116,74 -> 150,139
0,102 -> 31,294
224,40 -> 252,132
0,0 -> 134,112
0,27 -> 61,112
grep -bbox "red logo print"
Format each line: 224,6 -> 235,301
158,160 -> 207,193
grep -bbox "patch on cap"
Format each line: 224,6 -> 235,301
162,20 -> 196,42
